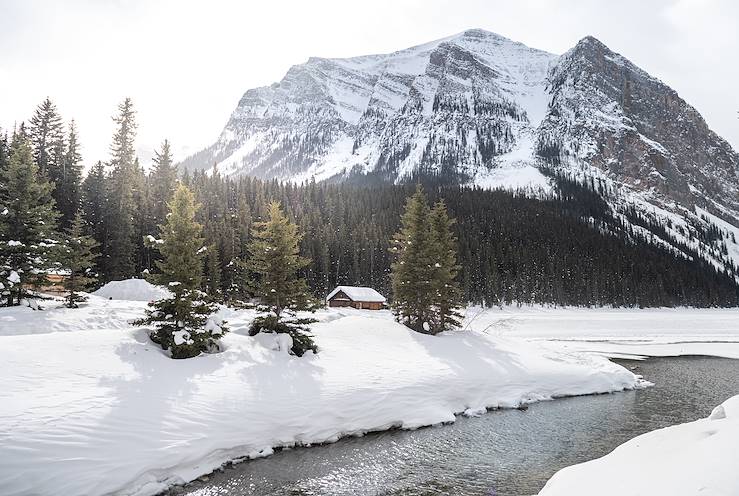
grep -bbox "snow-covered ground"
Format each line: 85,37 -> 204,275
92,278 -> 172,301
457,305 -> 739,496
539,394 -> 739,496
461,305 -> 739,359
1,289 -> 651,496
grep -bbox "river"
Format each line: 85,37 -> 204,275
168,356 -> 739,496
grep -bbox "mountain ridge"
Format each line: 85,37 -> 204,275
179,29 -> 739,275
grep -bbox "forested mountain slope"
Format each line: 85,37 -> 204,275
180,171 -> 739,307
180,29 -> 739,279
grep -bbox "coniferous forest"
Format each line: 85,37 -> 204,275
2,98 -> 738,309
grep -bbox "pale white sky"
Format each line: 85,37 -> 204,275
1,0 -> 737,168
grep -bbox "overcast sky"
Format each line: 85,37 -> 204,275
1,0 -> 737,168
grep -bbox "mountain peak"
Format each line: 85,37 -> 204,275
457,28 -> 506,40
575,35 -> 607,49
180,30 -> 739,232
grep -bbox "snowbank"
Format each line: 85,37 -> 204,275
0,306 -> 643,496
92,278 -> 171,301
0,297 -> 148,336
539,394 -> 739,496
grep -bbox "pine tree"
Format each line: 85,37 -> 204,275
59,212 -> 99,308
152,184 -> 205,289
389,186 -> 435,333
106,98 -> 138,280
0,137 -> 60,306
223,195 -> 252,302
244,201 -> 317,356
150,139 -> 177,227
245,201 -> 312,317
131,157 -> 150,274
28,97 -> 64,177
428,200 -> 462,332
0,129 -> 9,173
81,161 -> 108,276
204,244 -> 222,298
135,184 -> 227,359
54,121 -> 83,228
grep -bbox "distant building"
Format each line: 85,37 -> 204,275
326,286 -> 386,310
32,270 -> 69,295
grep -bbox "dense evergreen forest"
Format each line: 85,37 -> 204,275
2,98 -> 738,308
178,173 -> 739,307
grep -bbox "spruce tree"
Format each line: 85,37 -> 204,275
389,187 -> 435,333
204,244 -> 222,298
135,184 -> 227,359
0,129 -> 9,173
0,137 -> 60,306
246,201 -> 312,317
59,212 -> 99,308
429,200 -> 462,332
131,156 -> 150,274
54,121 -> 83,228
223,195 -> 252,302
81,161 -> 108,276
54,121 -> 82,226
106,98 -> 138,280
28,97 -> 64,177
244,201 -> 317,355
150,139 -> 177,227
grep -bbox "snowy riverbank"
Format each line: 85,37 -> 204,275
0,293 -> 648,496
539,394 -> 739,496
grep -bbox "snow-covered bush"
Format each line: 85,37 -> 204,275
248,314 -> 317,357
135,289 -> 227,359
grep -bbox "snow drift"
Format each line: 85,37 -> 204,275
92,278 -> 171,301
0,304 -> 643,496
538,394 -> 739,496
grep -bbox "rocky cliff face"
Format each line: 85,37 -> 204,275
181,29 -> 556,186
181,29 -> 739,233
538,36 -> 739,222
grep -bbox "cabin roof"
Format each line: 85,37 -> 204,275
326,286 -> 386,303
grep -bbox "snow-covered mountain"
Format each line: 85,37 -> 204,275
182,29 -> 556,186
181,29 -> 739,272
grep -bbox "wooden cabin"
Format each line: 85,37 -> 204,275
326,286 -> 386,310
33,271 -> 68,295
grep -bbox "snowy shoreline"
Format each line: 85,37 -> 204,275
539,394 -> 739,496
1,295 -> 649,496
2,291 -> 738,496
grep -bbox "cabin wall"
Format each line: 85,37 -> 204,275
327,299 -> 383,310
328,300 -> 354,308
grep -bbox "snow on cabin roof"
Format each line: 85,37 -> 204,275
326,286 -> 386,303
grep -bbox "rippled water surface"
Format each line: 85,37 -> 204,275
170,356 -> 739,496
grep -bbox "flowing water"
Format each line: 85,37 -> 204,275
169,356 -> 739,496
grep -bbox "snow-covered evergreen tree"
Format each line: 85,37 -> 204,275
244,201 -> 317,356
135,184 -> 227,359
59,212 -> 99,308
0,136 -> 60,306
